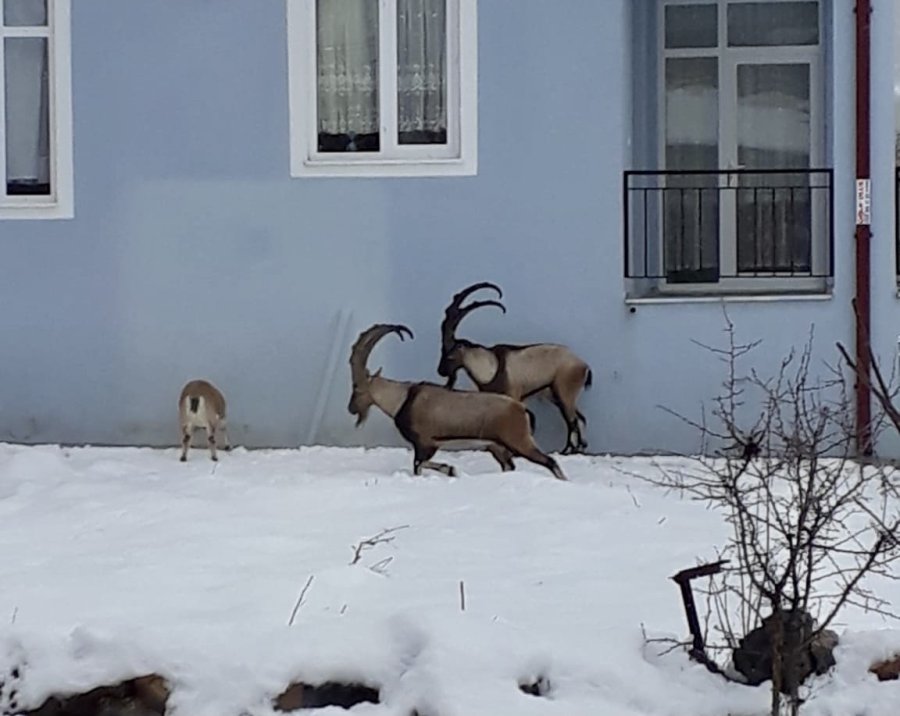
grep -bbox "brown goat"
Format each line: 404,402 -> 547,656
348,323 -> 566,480
178,379 -> 230,461
437,282 -> 592,454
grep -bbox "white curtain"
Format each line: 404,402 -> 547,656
664,57 -> 719,278
397,0 -> 446,141
316,0 -> 446,145
316,0 -> 379,138
4,37 -> 50,188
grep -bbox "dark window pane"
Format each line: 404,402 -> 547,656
3,0 -> 47,27
728,2 -> 819,47
737,182 -> 811,273
665,4 -> 718,49
5,37 -> 51,196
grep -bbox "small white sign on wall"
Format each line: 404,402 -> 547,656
856,178 -> 871,226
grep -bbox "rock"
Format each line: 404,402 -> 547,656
273,681 -> 379,711
810,629 -> 838,674
273,683 -> 305,712
870,654 -> 900,681
18,675 -> 169,716
518,675 -> 551,697
731,610 -> 838,691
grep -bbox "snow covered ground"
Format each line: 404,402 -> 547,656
0,443 -> 899,715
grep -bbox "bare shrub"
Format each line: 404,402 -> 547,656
642,313 -> 900,716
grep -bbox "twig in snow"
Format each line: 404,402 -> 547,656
640,624 -> 693,657
287,575 -> 315,626
369,557 -> 393,575
349,525 -> 409,566
459,580 -> 466,612
9,607 -> 16,625
625,484 -> 641,508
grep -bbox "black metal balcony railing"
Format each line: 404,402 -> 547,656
624,169 -> 834,287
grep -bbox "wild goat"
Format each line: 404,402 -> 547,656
437,282 -> 593,454
348,323 -> 566,480
178,379 -> 230,462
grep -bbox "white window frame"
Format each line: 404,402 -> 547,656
0,0 -> 73,220
286,0 -> 477,178
651,0 -> 828,296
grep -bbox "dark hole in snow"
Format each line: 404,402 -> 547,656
20,675 -> 169,716
274,681 -> 380,711
518,675 -> 551,697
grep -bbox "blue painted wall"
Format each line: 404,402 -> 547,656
0,0 -> 896,456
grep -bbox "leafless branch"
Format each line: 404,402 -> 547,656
349,525 -> 410,566
287,574 -> 315,626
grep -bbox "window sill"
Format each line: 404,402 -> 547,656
291,156 -> 477,179
0,201 -> 73,221
625,292 -> 833,306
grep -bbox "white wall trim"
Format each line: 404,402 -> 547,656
625,292 -> 833,306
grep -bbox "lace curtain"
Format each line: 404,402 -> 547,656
397,0 -> 446,143
316,0 -> 379,141
316,0 -> 446,150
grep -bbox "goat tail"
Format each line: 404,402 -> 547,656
526,408 -> 537,433
189,396 -> 201,414
584,368 -> 593,389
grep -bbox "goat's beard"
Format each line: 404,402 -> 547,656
349,390 -> 372,427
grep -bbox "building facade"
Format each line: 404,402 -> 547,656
0,0 -> 897,455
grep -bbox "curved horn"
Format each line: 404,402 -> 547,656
350,323 -> 414,386
450,281 -> 503,307
440,282 -> 504,351
457,299 -> 506,322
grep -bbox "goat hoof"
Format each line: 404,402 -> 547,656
447,467 -> 457,478
211,456 -> 218,462
179,456 -> 187,462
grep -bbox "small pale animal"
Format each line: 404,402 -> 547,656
178,379 -> 230,461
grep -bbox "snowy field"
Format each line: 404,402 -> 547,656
1,444 -> 900,716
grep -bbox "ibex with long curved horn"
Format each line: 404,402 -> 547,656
437,282 -> 592,454
348,323 -> 566,480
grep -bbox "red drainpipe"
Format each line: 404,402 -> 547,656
854,0 -> 872,455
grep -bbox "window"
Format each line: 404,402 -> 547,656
287,0 -> 477,178
1,0 -> 72,219
626,1 -> 832,297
